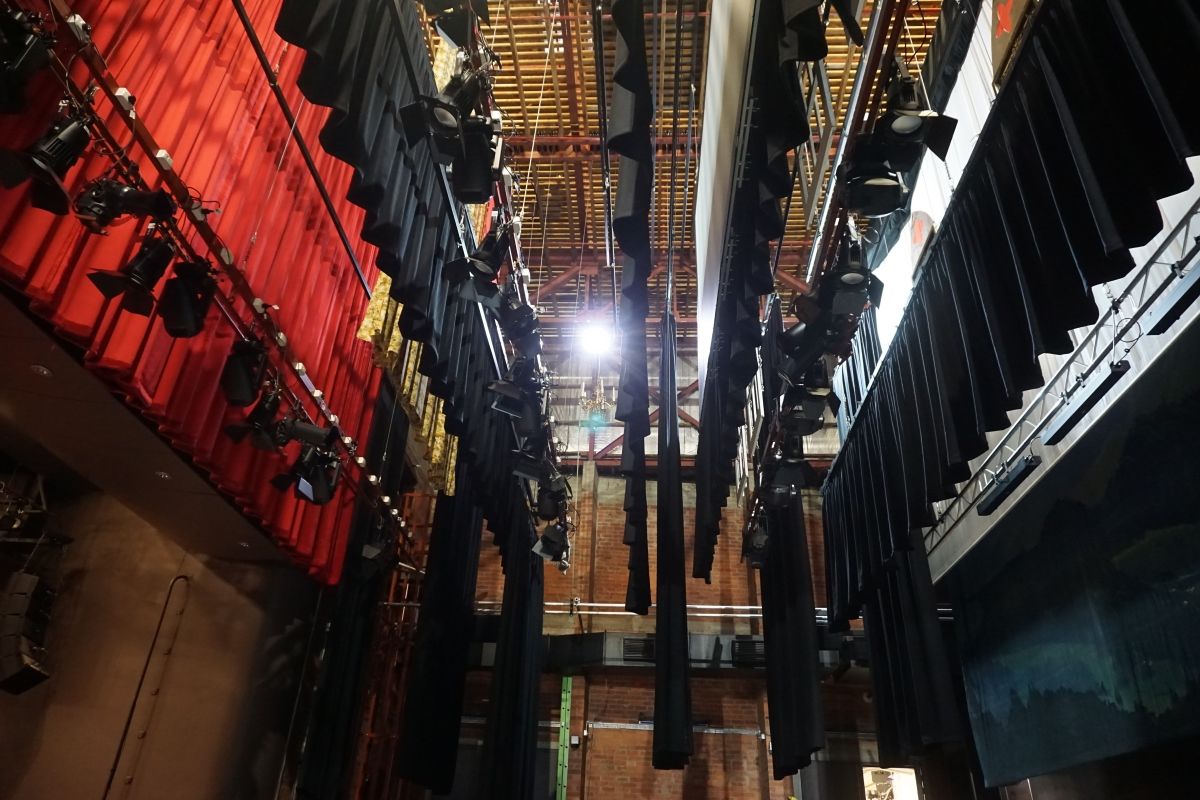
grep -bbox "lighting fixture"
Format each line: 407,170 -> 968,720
742,518 -> 769,568
275,416 -> 336,448
779,385 -> 827,437
0,114 -> 91,214
976,455 -> 1041,517
73,178 -> 176,232
0,8 -> 51,115
1148,252 -> 1200,335
533,520 -> 570,564
158,261 -> 215,338
535,472 -> 569,521
446,221 -> 510,284
875,75 -> 958,170
224,388 -> 283,450
272,444 -> 341,505
1040,360 -> 1132,446
449,115 -> 499,203
577,321 -> 613,356
498,297 -> 543,357
220,338 -> 268,407
86,232 -> 176,316
777,317 -> 832,387
843,156 -> 909,218
399,55 -> 488,162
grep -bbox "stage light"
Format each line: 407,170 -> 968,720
449,116 -> 498,203
272,445 -> 341,505
499,297 -> 543,357
224,388 -> 283,450
158,261 -> 215,338
0,115 -> 91,214
977,455 -> 1041,517
399,57 -> 489,163
1148,254 -> 1200,335
843,158 -> 909,218
577,321 -> 613,356
86,232 -> 175,316
73,178 -> 176,232
780,385 -> 827,436
742,518 -> 769,567
220,338 -> 268,407
276,416 -> 336,448
1040,361 -> 1131,446
446,221 -> 510,283
533,521 -> 570,563
875,75 -> 958,170
777,317 -> 831,387
536,473 -> 569,521
0,8 -> 51,115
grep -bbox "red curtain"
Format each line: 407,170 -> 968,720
0,0 -> 382,584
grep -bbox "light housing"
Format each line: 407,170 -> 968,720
73,178 -> 176,232
272,445 -> 341,505
86,233 -> 175,316
224,388 -> 283,450
0,8 -> 51,115
0,115 -> 91,214
875,76 -> 958,170
158,261 -> 215,338
977,455 -> 1042,517
843,156 -> 909,218
533,521 -> 570,563
220,339 -> 268,407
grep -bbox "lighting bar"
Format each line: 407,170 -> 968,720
1041,360 -> 1131,446
976,455 -> 1042,517
1148,256 -> 1200,335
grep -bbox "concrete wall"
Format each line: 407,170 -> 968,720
0,491 -> 317,800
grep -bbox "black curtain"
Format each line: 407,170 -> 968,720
294,384 -> 410,798
397,449 -> 484,793
480,492 -> 545,799
653,311 -> 693,768
759,492 -> 824,778
608,0 -> 654,615
824,0 -> 1199,761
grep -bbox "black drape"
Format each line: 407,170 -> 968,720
608,0 -> 654,615
824,0 -> 1199,762
397,449 -> 483,793
295,384 -> 410,797
480,494 -> 545,800
759,492 -> 824,778
653,311 -> 693,768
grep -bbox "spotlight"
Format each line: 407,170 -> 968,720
86,232 -> 175,316
742,518 -> 769,568
220,339 -> 268,407
843,156 -> 909,218
0,114 -> 90,214
535,472 -> 569,520
0,8 -> 51,115
73,178 -> 176,232
276,416 -> 336,448
533,520 -> 570,563
577,321 -> 613,356
498,297 -> 542,357
449,115 -> 499,203
875,75 -> 958,169
446,221 -> 510,284
777,317 -> 831,386
224,388 -> 283,450
158,261 -> 215,338
399,56 -> 489,162
272,445 -> 341,505
1040,361 -> 1131,446
976,455 -> 1041,517
780,385 -> 827,437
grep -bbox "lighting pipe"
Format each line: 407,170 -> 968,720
804,0 -> 907,285
589,0 -> 619,328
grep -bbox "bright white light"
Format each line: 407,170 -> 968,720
577,323 -> 613,356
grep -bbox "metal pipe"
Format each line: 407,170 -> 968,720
227,0 -> 371,299
804,0 -> 903,284
590,0 -> 619,328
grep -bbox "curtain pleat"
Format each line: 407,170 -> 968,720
653,311 -> 692,769
824,0 -> 1199,760
0,0 -> 382,584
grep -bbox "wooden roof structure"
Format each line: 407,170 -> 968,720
417,0 -> 944,351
